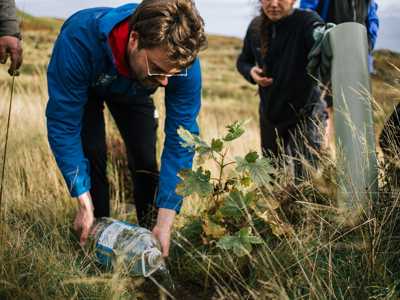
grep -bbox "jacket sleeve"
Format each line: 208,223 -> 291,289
304,12 -> 325,52
366,0 -> 379,51
0,0 -> 20,37
46,28 -> 92,198
299,0 -> 319,10
156,58 -> 202,212
236,21 -> 256,85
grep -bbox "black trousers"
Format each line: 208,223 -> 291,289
260,100 -> 326,181
81,91 -> 159,228
380,103 -> 400,157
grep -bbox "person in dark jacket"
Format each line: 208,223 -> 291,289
46,0 -> 206,257
237,0 -> 326,180
0,0 -> 23,74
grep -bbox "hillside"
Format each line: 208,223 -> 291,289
0,12 -> 400,300
17,10 -> 63,32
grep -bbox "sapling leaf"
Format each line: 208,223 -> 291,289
245,151 -> 259,163
219,192 -> 244,220
202,217 -> 227,239
217,226 -> 263,257
219,191 -> 256,220
236,152 -> 274,187
216,235 -> 237,250
176,167 -> 213,197
211,138 -> 224,153
240,176 -> 252,187
223,120 -> 247,142
177,126 -> 211,155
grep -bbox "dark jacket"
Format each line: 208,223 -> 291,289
46,4 -> 202,212
237,9 -> 323,130
0,0 -> 20,37
300,0 -> 379,50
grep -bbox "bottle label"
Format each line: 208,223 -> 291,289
98,221 -> 134,249
95,221 -> 138,267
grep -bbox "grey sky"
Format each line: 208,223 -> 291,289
15,0 -> 400,51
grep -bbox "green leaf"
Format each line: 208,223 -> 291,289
238,227 -> 263,245
240,176 -> 252,187
245,236 -> 264,245
216,235 -> 238,250
245,151 -> 259,163
216,227 -> 263,257
202,217 -> 227,239
217,234 -> 249,256
176,167 -> 213,198
238,226 -> 252,238
211,138 -> 224,153
218,191 -> 255,220
236,153 -> 274,187
233,242 -> 251,257
177,126 -> 212,164
223,120 -> 247,142
219,193 -> 243,219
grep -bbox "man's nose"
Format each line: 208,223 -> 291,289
270,0 -> 278,7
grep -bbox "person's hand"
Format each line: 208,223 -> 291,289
250,66 -> 273,87
152,208 -> 176,257
0,35 -> 23,75
74,192 -> 95,247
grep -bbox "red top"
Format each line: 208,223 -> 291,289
108,19 -> 131,78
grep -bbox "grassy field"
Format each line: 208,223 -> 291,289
1,13 -> 400,299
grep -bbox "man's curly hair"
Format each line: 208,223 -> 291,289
130,0 -> 207,69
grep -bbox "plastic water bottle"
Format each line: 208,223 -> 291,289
91,217 -> 166,277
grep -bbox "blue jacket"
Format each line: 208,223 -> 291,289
300,0 -> 379,50
46,3 -> 201,212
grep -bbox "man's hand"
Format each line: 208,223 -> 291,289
152,208 -> 176,257
74,192 -> 95,247
0,35 -> 23,75
250,66 -> 273,87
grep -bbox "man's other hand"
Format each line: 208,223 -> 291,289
74,192 -> 95,247
0,35 -> 22,75
152,208 -> 176,257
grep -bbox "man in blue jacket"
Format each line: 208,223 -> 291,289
46,0 -> 206,256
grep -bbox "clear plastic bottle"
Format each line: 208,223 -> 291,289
91,217 -> 166,277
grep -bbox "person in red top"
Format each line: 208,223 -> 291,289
46,0 -> 207,257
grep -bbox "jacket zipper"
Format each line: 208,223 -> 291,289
272,24 -> 276,40
351,0 -> 357,22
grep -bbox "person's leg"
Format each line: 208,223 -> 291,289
107,94 -> 159,228
380,103 -> 400,157
380,104 -> 400,186
287,100 -> 327,182
259,105 -> 280,159
81,91 -> 109,218
321,86 -> 334,152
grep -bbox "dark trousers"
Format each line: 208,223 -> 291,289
380,103 -> 400,157
260,100 -> 326,180
380,103 -> 400,186
81,91 -> 159,228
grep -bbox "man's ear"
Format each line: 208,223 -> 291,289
128,31 -> 139,50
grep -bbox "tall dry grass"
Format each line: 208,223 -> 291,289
0,26 -> 399,299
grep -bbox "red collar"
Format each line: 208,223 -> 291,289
108,19 -> 131,78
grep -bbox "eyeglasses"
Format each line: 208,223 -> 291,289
144,50 -> 187,78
